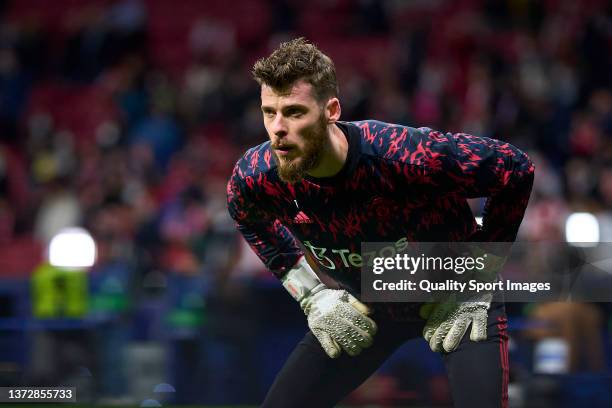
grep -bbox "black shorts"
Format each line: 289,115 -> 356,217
262,302 -> 509,408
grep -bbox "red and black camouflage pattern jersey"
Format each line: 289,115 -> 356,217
227,120 -> 535,320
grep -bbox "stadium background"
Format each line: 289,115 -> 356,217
0,0 -> 612,406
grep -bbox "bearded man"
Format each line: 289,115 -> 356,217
227,37 -> 534,408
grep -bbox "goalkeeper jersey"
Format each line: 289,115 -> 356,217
227,120 -> 534,319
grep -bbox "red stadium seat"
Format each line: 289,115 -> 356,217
0,237 -> 43,278
24,84 -> 118,150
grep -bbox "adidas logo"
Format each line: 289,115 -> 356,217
293,211 -> 312,224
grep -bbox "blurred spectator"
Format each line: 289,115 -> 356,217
0,47 -> 30,142
525,302 -> 605,372
34,180 -> 81,244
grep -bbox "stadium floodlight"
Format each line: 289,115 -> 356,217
48,227 -> 97,269
565,212 -> 599,247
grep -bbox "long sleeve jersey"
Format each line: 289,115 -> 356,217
227,120 -> 534,320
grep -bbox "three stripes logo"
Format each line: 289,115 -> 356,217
292,199 -> 313,224
293,211 -> 312,224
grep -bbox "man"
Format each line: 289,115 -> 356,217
227,38 -> 534,407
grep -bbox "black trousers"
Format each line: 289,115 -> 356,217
262,302 -> 509,408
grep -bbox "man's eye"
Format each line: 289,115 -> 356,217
263,111 -> 275,118
288,111 -> 303,118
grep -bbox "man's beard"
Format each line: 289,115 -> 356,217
273,114 -> 328,183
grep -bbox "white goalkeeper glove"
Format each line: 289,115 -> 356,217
422,293 -> 492,353
422,247 -> 506,353
281,257 -> 377,358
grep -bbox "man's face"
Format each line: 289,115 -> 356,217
261,80 -> 329,183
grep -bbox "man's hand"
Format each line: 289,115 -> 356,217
301,285 -> 377,358
422,294 -> 491,353
281,257 -> 377,358
421,245 -> 505,353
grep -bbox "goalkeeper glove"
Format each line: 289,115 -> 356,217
422,246 -> 506,353
422,293 -> 492,353
281,257 -> 377,358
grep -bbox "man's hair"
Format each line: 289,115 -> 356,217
252,37 -> 339,102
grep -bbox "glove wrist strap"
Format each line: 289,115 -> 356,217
281,257 -> 325,304
458,292 -> 493,309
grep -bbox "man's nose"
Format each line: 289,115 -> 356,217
270,114 -> 288,137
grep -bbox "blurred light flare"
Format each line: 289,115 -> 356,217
48,227 -> 97,269
565,212 -> 599,246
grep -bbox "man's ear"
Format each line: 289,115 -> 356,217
325,97 -> 341,123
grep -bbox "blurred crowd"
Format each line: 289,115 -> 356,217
1,0 -> 612,405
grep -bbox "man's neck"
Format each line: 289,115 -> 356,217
307,123 -> 348,178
